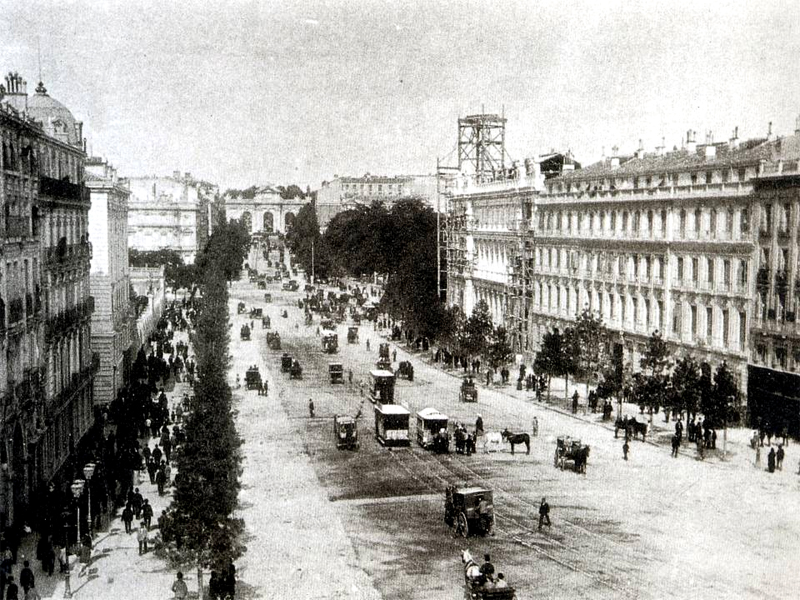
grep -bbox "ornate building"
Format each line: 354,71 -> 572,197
87,157 -> 134,405
1,72 -> 96,528
127,172 -> 214,264
223,185 -> 306,235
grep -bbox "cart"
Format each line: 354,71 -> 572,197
334,415 -> 359,450
397,361 -> 414,381
369,369 -> 396,404
267,332 -> 281,350
374,403 -> 410,447
554,436 -> 589,472
264,293 -> 272,303
245,367 -> 262,390
322,332 -> 339,354
416,408 -> 449,451
445,487 -> 494,538
237,302 -> 246,314
281,353 -> 293,373
329,362 -> 344,384
249,307 -> 263,319
347,326 -> 359,344
289,359 -> 303,379
240,324 -> 251,341
460,377 -> 478,402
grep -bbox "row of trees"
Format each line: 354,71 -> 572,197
534,311 -> 742,431
159,220 -> 249,591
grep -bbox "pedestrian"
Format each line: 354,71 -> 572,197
755,443 -> 762,468
142,500 -> 153,530
172,571 -> 188,600
122,504 -> 134,534
132,487 -> 143,518
623,440 -> 630,461
308,399 -> 315,418
366,339 -> 370,351
137,521 -> 148,555
572,390 -> 579,414
152,444 -> 163,466
768,447 -> 776,473
776,444 -> 785,470
532,417 -> 539,437
538,497 -> 551,530
5,576 -> 17,600
392,349 -> 397,363
348,369 -> 353,385
19,561 -> 33,597
671,434 -> 679,458
156,467 -> 167,496
147,457 -> 157,485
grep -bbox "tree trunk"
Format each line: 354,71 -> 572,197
564,373 -> 569,403
546,376 -> 551,402
197,565 -> 204,600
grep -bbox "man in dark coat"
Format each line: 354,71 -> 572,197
538,497 -> 551,530
122,504 -> 134,534
19,561 -> 34,595
777,444 -> 785,470
768,447 -> 776,473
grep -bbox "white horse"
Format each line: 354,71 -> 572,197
483,431 -> 505,453
461,548 -> 481,584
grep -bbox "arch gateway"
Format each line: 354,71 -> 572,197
223,186 -> 307,235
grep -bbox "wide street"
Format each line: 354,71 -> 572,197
228,274 -> 800,600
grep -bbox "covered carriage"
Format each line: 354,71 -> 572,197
322,332 -> 339,354
554,436 -> 590,473
266,332 -> 281,350
280,353 -> 293,373
245,367 -> 262,391
240,324 -> 251,341
397,361 -> 414,381
445,487 -> 494,538
460,376 -> 478,402
334,415 -> 359,450
289,359 -> 303,379
329,362 -> 344,384
347,326 -> 359,344
369,369 -> 396,404
374,403 -> 410,447
416,407 -> 449,451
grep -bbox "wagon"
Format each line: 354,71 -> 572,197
334,415 -> 359,450
280,353 -> 293,373
249,307 -> 263,318
264,293 -> 272,303
329,362 -> 344,384
240,324 -> 251,341
397,361 -> 414,381
445,486 -> 493,538
554,436 -> 589,472
237,301 -> 246,314
266,332 -> 281,350
289,359 -> 303,379
245,367 -> 262,391
322,333 -> 339,354
374,403 -> 410,447
347,326 -> 359,344
369,369 -> 396,404
416,408 -> 449,451
460,377 -> 478,402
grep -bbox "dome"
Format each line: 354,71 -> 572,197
25,84 -> 82,147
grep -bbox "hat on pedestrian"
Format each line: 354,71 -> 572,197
484,554 -> 491,561
477,414 -> 482,418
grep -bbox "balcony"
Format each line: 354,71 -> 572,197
9,298 -> 24,324
39,176 -> 86,203
4,215 -> 30,239
756,268 -> 770,289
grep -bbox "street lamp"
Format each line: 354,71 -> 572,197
65,479 -> 85,598
83,463 -> 96,537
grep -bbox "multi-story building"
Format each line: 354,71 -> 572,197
446,121 -> 800,432
223,185 -> 306,235
316,173 -> 438,228
87,157 -> 134,405
1,72 -> 96,527
127,172 -> 213,264
130,265 -> 165,346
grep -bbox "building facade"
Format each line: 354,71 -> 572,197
1,72 -> 96,528
130,266 -> 166,347
446,122 -> 800,430
223,186 -> 306,235
127,172 -> 213,264
87,157 -> 134,405
316,173 -> 438,228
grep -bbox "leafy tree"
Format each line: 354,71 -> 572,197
285,203 -> 326,278
705,361 -> 741,428
487,326 -> 513,369
129,248 -> 188,292
533,328 -> 568,402
639,330 -> 673,422
462,301 -> 494,360
567,309 -> 608,401
196,219 -> 250,282
671,355 -> 702,422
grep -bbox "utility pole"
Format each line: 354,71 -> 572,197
436,157 -> 441,300
311,238 -> 315,285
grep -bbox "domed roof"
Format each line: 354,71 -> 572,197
25,83 -> 81,147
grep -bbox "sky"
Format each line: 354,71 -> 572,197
1,0 -> 799,190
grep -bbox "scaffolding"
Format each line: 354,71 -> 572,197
458,114 -> 507,183
506,202 -> 536,356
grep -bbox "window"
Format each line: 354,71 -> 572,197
633,211 -> 641,232
706,171 -> 713,185
691,173 -> 698,185
722,169 -> 730,183
647,210 -> 653,234
781,204 -> 791,233
661,209 -> 667,235
739,312 -> 747,349
632,297 -> 639,329
679,210 -> 687,235
762,204 -> 772,233
722,309 -> 730,347
776,347 -> 787,369
710,209 -> 717,236
622,211 -> 629,231
694,208 -> 702,232
672,172 -> 679,186
738,167 -> 746,182
645,256 -> 651,280
706,307 -> 713,340
634,177 -> 640,189
673,302 -> 682,335
723,260 -> 731,287
739,260 -> 748,287
691,305 -> 697,336
692,258 -> 699,283
707,258 -> 714,284
677,257 -> 684,281
741,208 -> 750,233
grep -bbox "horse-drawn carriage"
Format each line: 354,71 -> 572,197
397,360 -> 414,381
264,293 -> 272,303
240,324 -> 251,341
374,403 -> 410,447
280,353 -> 293,373
267,332 -> 281,350
334,415 -> 359,450
347,326 -> 359,344
322,332 -> 339,354
445,487 -> 494,538
329,362 -> 344,384
236,301 -> 246,314
245,367 -> 262,391
289,359 -> 303,379
460,376 -> 478,402
321,319 -> 335,331
369,369 -> 396,404
615,415 -> 648,440
416,408 -> 449,452
249,307 -> 263,319
262,315 -> 271,329
554,436 -> 590,473
461,550 -> 516,600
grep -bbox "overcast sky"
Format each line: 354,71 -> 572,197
1,0 -> 799,190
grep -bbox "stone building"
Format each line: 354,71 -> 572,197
127,172 -> 214,264
130,266 -> 165,346
1,72 -> 96,528
223,185 -> 306,235
446,121 -> 800,431
87,157 -> 134,405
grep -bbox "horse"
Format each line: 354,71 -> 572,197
483,431 -> 504,453
573,445 -> 590,474
629,419 -> 648,440
461,549 -> 482,585
501,429 -> 531,455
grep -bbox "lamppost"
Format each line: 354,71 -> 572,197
65,479 -> 85,598
83,463 -> 96,537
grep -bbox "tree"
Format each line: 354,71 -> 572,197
487,326 -> 513,370
671,355 -> 702,422
639,330 -> 673,423
285,203 -> 326,278
129,248 -> 187,292
196,219 -> 250,282
462,301 -> 494,361
534,328 -> 567,402
706,361 -> 742,457
568,309 -> 608,401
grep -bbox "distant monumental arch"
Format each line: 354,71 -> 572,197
224,186 -> 308,234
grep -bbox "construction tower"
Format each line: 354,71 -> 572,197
457,113 -> 507,183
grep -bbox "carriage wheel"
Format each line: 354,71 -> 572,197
458,512 -> 469,538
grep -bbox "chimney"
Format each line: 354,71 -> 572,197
705,143 -> 716,160
655,136 -> 666,157
686,129 -> 697,154
768,121 -> 775,141
636,139 -> 645,159
610,145 -> 620,169
729,126 -> 740,150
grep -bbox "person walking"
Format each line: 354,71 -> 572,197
4,576 -> 18,600
670,434 -> 679,458
366,339 -> 370,351
777,444 -> 785,470
392,349 -> 397,363
171,572 -> 188,600
308,399 -> 315,418
623,440 -> 630,461
532,417 -> 539,438
767,446 -> 776,473
141,500 -> 154,530
132,488 -> 143,518
122,504 -> 134,534
538,498 -> 551,530
137,522 -> 148,555
755,442 -> 762,468
156,467 -> 167,496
